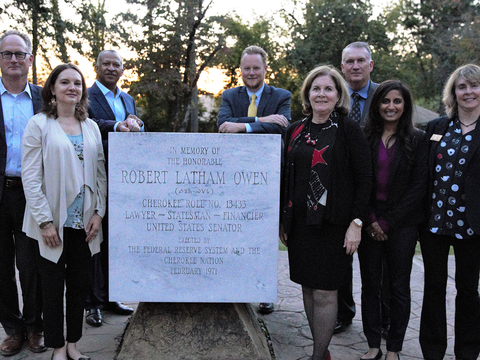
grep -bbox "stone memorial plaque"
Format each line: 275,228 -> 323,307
108,133 -> 280,302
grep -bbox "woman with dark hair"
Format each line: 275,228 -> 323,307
21,63 -> 106,360
359,80 -> 428,360
280,65 -> 372,360
420,64 -> 480,360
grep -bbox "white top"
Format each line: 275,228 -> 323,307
21,113 -> 107,263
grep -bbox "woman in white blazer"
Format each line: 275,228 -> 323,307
21,63 -> 106,360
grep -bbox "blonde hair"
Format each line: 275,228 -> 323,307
443,64 -> 480,117
301,65 -> 350,116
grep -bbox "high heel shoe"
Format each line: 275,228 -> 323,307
360,348 -> 383,360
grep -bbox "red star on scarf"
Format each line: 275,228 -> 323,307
311,146 -> 329,167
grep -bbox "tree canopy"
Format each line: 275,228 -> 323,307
1,0 -> 479,128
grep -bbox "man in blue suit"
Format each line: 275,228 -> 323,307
217,46 -> 291,314
217,45 -> 291,135
0,30 -> 46,356
85,50 -> 144,327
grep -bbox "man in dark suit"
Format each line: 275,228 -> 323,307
217,46 -> 291,314
217,46 -> 290,135
341,41 -> 379,127
85,50 -> 144,327
0,30 -> 46,356
334,41 -> 383,335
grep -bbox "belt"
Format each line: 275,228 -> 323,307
4,177 -> 23,188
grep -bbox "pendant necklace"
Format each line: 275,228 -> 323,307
457,117 -> 479,127
304,118 -> 336,146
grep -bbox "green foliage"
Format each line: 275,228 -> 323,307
115,0 -> 225,132
283,0 -> 393,120
70,0 -> 118,64
394,0 -> 480,113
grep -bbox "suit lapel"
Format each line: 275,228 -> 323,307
90,83 -> 115,119
120,92 -> 134,118
387,141 -> 402,190
257,84 -> 271,117
428,117 -> 450,178
29,84 -> 43,114
236,87 -> 249,117
362,81 -> 377,124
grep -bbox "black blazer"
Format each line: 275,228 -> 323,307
368,128 -> 429,230
0,83 -> 42,200
217,84 -> 291,134
284,114 -> 372,226
425,116 -> 480,234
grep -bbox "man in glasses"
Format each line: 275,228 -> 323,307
0,30 -> 46,356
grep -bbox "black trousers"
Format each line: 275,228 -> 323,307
0,185 -> 43,335
419,232 -> 480,360
85,211 -> 108,310
36,228 -> 92,348
337,256 -> 356,321
358,226 -> 417,352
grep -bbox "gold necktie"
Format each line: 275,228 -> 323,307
248,94 -> 257,117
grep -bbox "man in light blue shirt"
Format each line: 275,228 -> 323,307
0,30 -> 46,356
341,42 -> 378,128
217,46 -> 292,315
85,50 -> 143,327
217,45 -> 291,134
334,42 -> 381,336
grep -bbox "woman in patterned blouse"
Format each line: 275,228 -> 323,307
21,63 -> 107,360
419,64 -> 480,360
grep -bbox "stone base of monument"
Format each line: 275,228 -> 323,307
116,302 -> 273,360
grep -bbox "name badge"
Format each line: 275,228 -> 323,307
430,134 -> 442,142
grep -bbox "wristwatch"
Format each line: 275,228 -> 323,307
353,218 -> 363,227
39,221 -> 53,229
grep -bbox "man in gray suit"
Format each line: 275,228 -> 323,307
334,41 -> 381,334
217,46 -> 291,313
341,42 -> 378,127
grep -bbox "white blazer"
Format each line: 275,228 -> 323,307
21,113 -> 107,263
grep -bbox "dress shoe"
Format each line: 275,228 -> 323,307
105,301 -> 134,315
258,302 -> 274,314
333,318 -> 352,334
0,334 -> 23,356
85,308 -> 102,327
360,348 -> 383,360
27,332 -> 47,353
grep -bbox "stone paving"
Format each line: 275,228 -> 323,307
1,251 -> 472,360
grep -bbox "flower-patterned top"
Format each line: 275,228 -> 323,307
64,134 -> 85,229
429,120 -> 475,239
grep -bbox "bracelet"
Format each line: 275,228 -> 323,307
39,221 -> 53,229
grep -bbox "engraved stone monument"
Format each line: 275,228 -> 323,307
109,133 -> 281,359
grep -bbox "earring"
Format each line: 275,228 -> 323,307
50,95 -> 57,109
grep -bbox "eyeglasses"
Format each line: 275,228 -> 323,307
0,51 -> 30,60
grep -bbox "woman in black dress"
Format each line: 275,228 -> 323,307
420,64 -> 480,360
280,65 -> 372,360
359,80 -> 428,360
